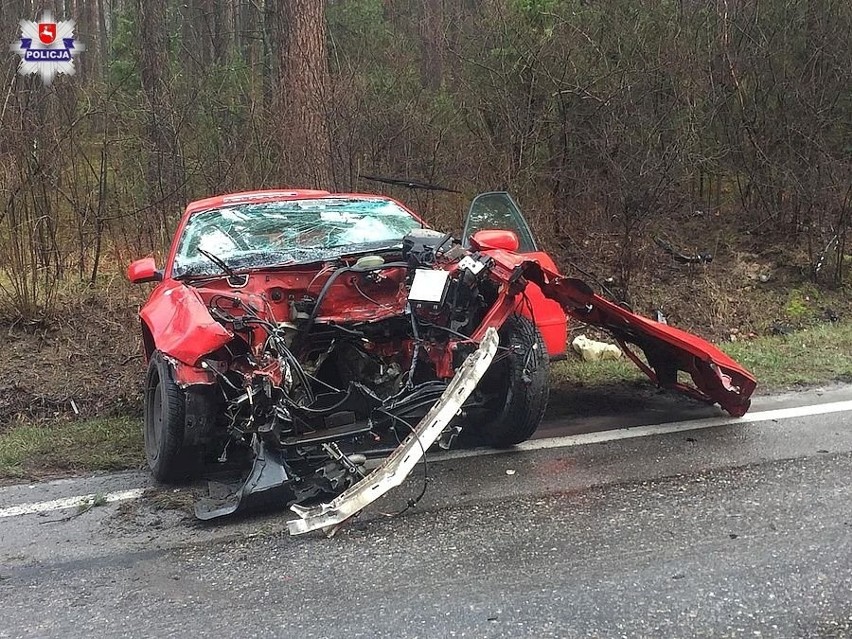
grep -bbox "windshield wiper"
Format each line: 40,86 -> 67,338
359,174 -> 460,193
197,248 -> 237,278
326,241 -> 402,252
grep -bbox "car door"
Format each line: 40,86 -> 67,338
463,192 -> 568,359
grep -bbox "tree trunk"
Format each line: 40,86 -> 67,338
419,0 -> 444,91
137,0 -> 183,245
239,0 -> 259,69
276,0 -> 334,189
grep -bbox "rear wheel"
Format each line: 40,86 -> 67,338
144,351 -> 196,482
473,315 -> 550,447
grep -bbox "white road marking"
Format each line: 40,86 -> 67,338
435,399 -> 852,461
1,398 -> 851,520
0,488 -> 146,519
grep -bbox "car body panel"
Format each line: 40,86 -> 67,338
138,281 -> 233,366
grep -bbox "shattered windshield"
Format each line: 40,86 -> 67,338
172,197 -> 422,277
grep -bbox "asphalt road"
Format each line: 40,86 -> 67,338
1,385 -> 851,638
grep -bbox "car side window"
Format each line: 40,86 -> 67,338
462,192 -> 538,253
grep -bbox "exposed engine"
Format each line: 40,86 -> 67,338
179,229 -> 514,517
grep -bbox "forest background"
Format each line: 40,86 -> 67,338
0,0 -> 849,432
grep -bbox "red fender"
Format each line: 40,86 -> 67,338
478,250 -> 757,416
539,271 -> 755,416
140,282 -> 233,366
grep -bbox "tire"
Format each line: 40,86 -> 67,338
144,351 -> 194,482
475,314 -> 550,447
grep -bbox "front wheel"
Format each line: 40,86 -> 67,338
144,351 -> 195,482
472,315 -> 550,447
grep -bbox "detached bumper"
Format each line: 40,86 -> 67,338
287,326 -> 500,536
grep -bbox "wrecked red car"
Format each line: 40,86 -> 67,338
128,188 -> 756,534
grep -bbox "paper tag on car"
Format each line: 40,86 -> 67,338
408,269 -> 450,303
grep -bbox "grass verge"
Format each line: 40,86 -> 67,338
1,322 -> 850,481
0,416 -> 143,481
551,357 -> 643,388
722,322 -> 852,388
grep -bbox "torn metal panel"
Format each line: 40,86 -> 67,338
526,268 -> 757,416
287,326 -> 500,536
139,282 -> 233,366
477,252 -> 757,415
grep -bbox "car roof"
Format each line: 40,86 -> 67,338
184,190 -> 402,215
185,190 -> 331,214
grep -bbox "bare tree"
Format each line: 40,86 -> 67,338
275,0 -> 334,189
138,0 -> 184,245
